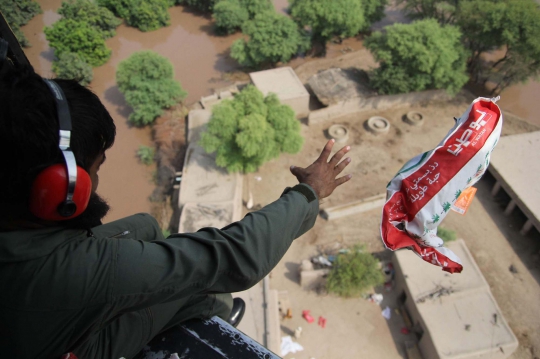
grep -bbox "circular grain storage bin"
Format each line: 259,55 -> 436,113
404,111 -> 424,126
328,124 -> 350,143
366,116 -> 390,135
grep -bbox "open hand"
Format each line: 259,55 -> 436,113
290,139 -> 352,199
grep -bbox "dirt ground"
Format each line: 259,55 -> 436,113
242,88 -> 540,358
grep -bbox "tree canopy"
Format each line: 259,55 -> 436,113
52,52 -> 94,86
116,51 -> 187,126
397,0 -> 456,24
213,0 -> 274,35
0,0 -> 42,47
230,12 -> 309,67
397,0 -> 540,94
456,0 -> 540,93
58,0 -> 121,39
326,245 -> 385,297
98,0 -> 172,32
213,0 -> 249,34
45,19 -> 112,67
289,0 -> 386,44
176,0 -> 218,13
365,19 -> 469,95
200,85 -> 303,173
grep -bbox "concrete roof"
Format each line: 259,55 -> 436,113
249,67 -> 309,100
187,109 -> 212,144
396,239 -> 488,299
178,143 -> 241,206
178,111 -> 243,232
489,131 -> 540,226
308,68 -> 374,106
394,240 -> 518,358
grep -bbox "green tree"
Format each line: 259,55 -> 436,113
176,0 -> 218,13
213,0 -> 273,34
116,51 -> 187,126
241,0 -> 274,18
362,0 -> 388,25
200,85 -> 303,173
326,245 -> 385,297
52,52 -> 93,86
45,19 -> 112,67
213,0 -> 249,34
397,0 -> 457,24
0,0 -> 42,47
289,0 -> 368,45
58,0 -> 121,39
365,19 -> 468,95
456,0 -> 540,94
98,0 -> 171,32
231,12 -> 309,67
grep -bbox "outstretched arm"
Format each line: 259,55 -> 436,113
110,140 -> 352,311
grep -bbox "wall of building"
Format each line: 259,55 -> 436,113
308,90 -> 452,125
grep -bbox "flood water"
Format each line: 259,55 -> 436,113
22,1 -> 241,222
497,81 -> 540,126
19,1 -> 540,222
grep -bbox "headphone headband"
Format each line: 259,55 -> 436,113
42,79 -> 78,217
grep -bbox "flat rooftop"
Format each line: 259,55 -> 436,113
489,131 -> 540,227
178,143 -> 241,206
395,239 -> 518,358
249,67 -> 309,100
396,239 -> 488,298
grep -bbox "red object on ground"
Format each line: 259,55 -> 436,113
302,310 -> 314,323
318,316 -> 327,328
401,327 -> 410,335
61,354 -> 78,359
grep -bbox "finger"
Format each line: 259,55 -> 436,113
334,157 -> 351,175
317,139 -> 335,163
329,145 -> 351,166
335,174 -> 352,187
290,165 -> 304,178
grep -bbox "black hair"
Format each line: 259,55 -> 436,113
0,64 -> 116,221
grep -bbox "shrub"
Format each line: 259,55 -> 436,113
326,245 -> 385,297
117,51 -> 187,126
137,145 -> 155,165
52,52 -> 93,86
44,19 -> 112,67
200,85 -> 303,173
230,12 -> 310,67
438,227 -> 457,243
0,0 -> 42,47
365,19 -> 468,95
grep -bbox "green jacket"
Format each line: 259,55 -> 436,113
0,184 -> 318,358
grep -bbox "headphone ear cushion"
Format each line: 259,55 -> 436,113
29,164 -> 92,221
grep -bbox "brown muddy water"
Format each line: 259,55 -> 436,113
22,1 -> 241,222
497,81 -> 540,126
19,1 -> 540,222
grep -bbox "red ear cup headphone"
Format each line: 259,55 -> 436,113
28,79 -> 92,221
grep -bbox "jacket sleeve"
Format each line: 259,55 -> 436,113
109,184 -> 319,312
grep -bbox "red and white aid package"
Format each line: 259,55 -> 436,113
380,97 -> 503,273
